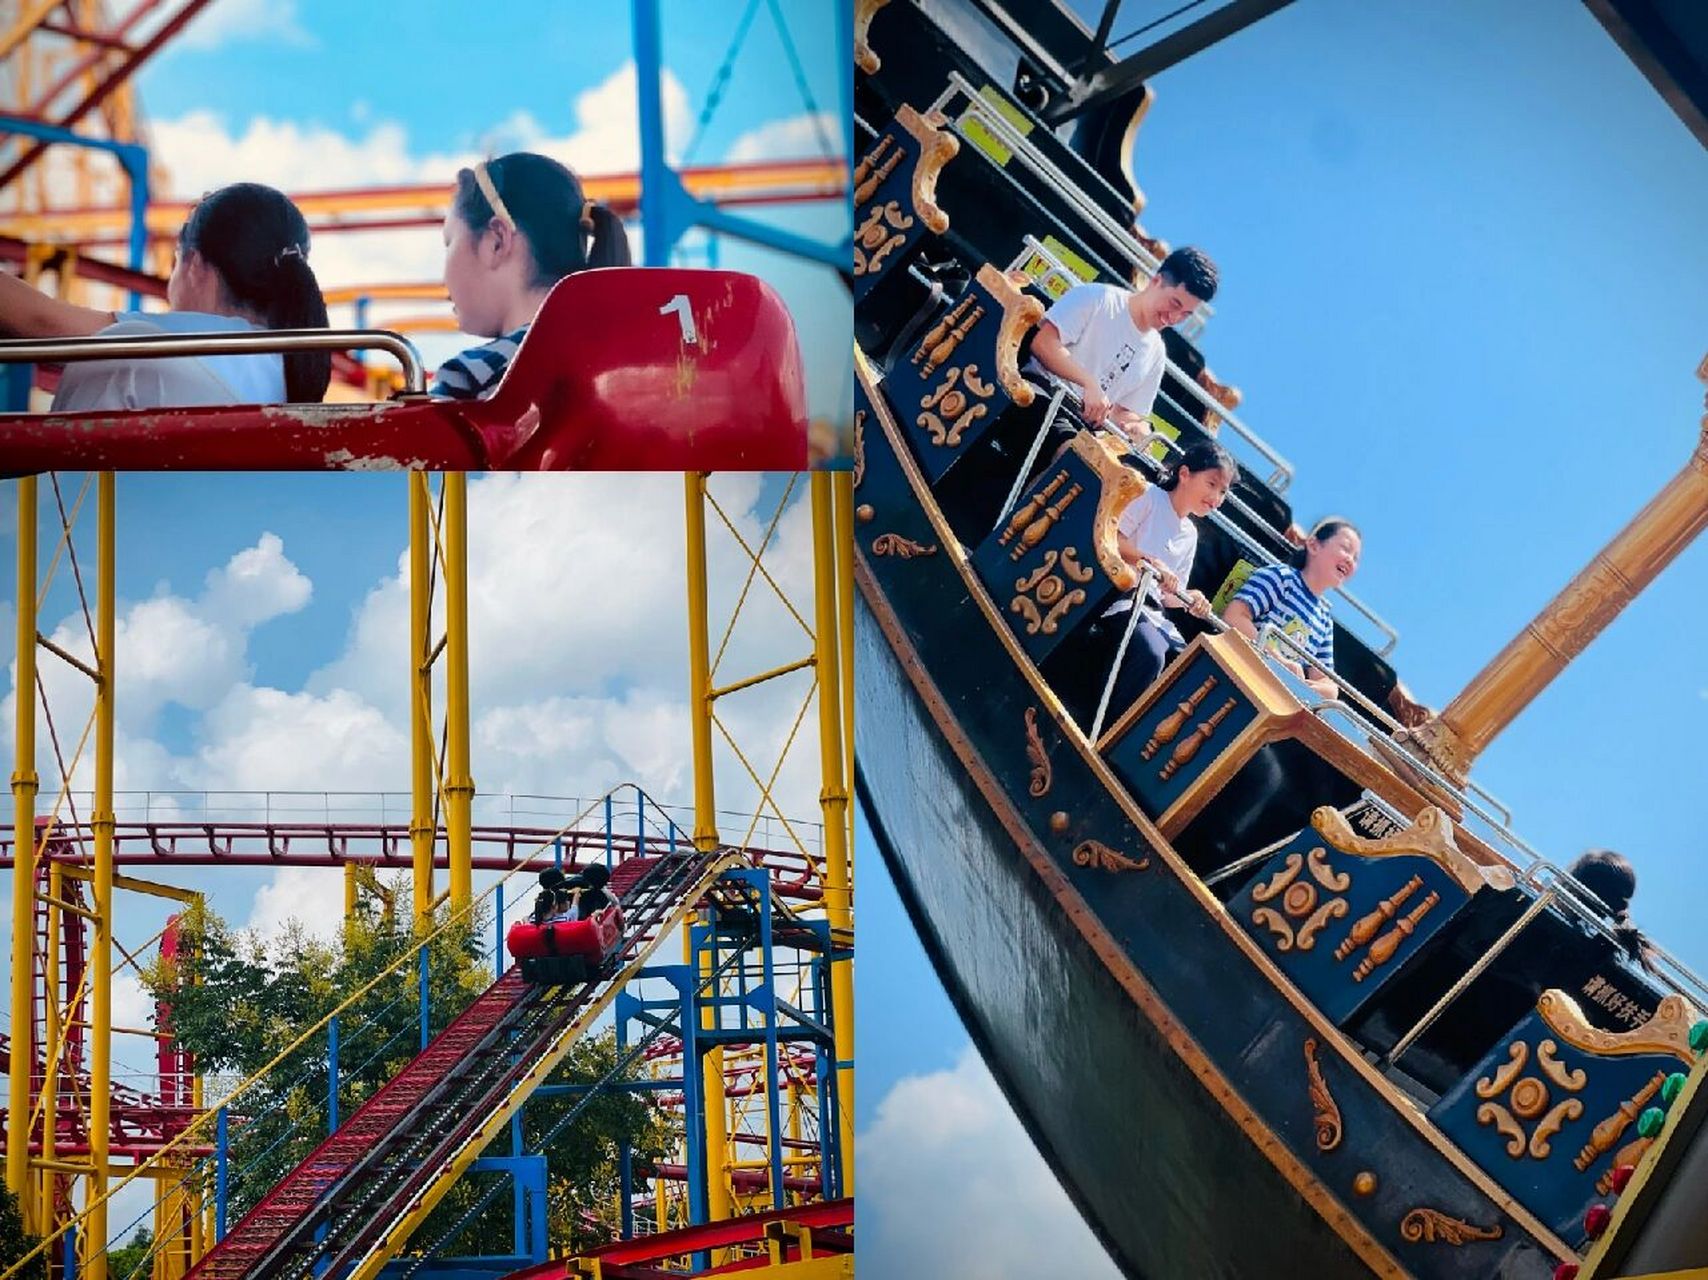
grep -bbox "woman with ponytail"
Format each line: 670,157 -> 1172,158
434,151 -> 631,398
1567,850 -> 1659,975
0,182 -> 331,408
1047,439 -> 1238,728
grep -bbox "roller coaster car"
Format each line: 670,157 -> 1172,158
0,267 -> 808,471
506,904 -> 624,986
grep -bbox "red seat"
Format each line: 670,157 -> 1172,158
0,268 -> 809,470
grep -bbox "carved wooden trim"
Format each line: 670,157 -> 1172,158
894,105 -> 956,234
1536,989 -> 1696,1064
1024,706 -> 1052,798
972,262 -> 1044,407
1311,804 -> 1511,895
1066,431 -> 1144,591
1071,839 -> 1149,873
1398,1208 -> 1503,1246
854,0 -> 890,74
1303,1037 -> 1343,1152
870,533 -> 937,559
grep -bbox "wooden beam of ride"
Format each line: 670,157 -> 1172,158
1407,353 -> 1708,783
0,158 -> 848,246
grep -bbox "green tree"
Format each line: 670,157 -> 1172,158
107,1226 -> 154,1280
0,1182 -> 45,1280
144,887 -> 669,1262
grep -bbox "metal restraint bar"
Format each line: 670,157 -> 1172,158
0,328 -> 427,395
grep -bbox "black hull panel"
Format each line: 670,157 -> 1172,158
852,385 -> 1569,1280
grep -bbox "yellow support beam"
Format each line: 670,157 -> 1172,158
683,474 -> 719,854
810,473 -> 855,1198
443,474 -> 473,911
409,475 -> 435,929
87,472 -> 115,1280
8,476 -> 38,1226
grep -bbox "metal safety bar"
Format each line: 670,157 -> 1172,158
0,327 -> 427,394
933,73 -> 1166,278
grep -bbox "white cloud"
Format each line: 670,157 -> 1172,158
860,1047 -> 1123,1280
725,112 -> 843,164
186,685 -> 408,793
175,0 -> 315,51
245,865 -> 346,946
200,532 -> 312,628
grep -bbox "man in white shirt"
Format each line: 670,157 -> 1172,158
1027,246 -> 1219,439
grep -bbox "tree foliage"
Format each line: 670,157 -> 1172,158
0,1183 -> 45,1280
142,888 -> 671,1262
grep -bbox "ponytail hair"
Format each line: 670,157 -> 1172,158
1568,849 -> 1658,973
453,152 -> 632,290
1159,438 -> 1237,492
179,182 -> 331,403
1290,517 -> 1360,570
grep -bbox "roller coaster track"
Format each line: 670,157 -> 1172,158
0,820 -> 825,902
185,846 -> 743,1280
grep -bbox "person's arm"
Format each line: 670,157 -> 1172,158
1028,319 -> 1110,425
1224,594 -> 1307,680
1113,352 -> 1166,433
0,272 -> 115,338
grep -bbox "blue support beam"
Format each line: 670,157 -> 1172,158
630,0 -> 849,272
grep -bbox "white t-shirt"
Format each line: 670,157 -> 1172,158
1041,282 -> 1166,417
1104,482 -> 1196,632
50,311 -> 286,413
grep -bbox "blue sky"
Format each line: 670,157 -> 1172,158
125,0 -> 850,419
857,2 -> 1708,1274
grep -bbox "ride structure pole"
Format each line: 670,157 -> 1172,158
681,473 -> 733,1232
810,472 -> 854,1198
87,472 -> 116,1280
409,475 -> 435,928
7,476 -> 38,1228
444,474 -> 473,912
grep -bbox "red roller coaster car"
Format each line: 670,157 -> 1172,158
0,267 -> 809,470
506,864 -> 623,984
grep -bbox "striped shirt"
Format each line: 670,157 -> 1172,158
1231,564 -> 1336,672
431,326 -> 529,399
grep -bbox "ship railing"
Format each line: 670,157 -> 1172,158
931,72 -> 1216,340
1250,625 -> 1708,1017
1009,236 -> 1294,492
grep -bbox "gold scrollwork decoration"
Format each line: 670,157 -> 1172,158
1475,1102 -> 1528,1159
1536,1039 -> 1588,1092
1306,846 -> 1350,892
1475,1041 -> 1528,1100
1252,853 -> 1303,904
1398,1208 -> 1504,1246
1311,803 -> 1511,894
871,533 -> 937,559
1010,549 -> 1087,637
1252,907 -> 1295,952
1024,706 -> 1052,798
852,199 -> 913,278
1528,1098 -> 1585,1160
1303,1038 -> 1343,1152
853,0 -> 890,73
1071,840 -> 1149,874
852,408 -> 866,488
1294,898 -> 1351,952
1537,989 -> 1697,1064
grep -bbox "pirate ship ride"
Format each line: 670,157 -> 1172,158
851,2 -> 1708,1277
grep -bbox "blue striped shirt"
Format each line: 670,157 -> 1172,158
1231,564 -> 1336,672
431,326 -> 528,399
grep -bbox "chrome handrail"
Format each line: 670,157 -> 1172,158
0,327 -> 427,394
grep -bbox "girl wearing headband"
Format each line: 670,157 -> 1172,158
1224,517 -> 1362,699
0,182 -> 331,408
434,151 -> 632,398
